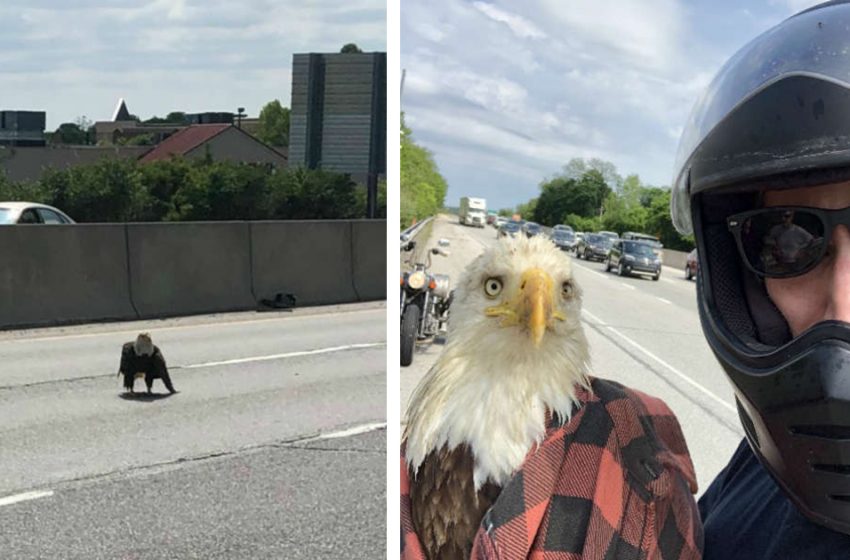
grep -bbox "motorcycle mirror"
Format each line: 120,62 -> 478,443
438,238 -> 451,248
403,240 -> 417,252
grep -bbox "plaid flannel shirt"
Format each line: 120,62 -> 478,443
401,377 -> 703,560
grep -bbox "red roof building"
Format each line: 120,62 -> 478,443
139,124 -> 287,167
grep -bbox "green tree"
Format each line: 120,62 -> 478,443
341,43 -> 363,53
51,122 -> 88,145
560,157 -> 623,193
269,167 -> 360,219
256,100 -> 290,147
599,174 -> 648,234
400,114 -> 447,227
644,189 -> 694,251
533,168 -> 612,226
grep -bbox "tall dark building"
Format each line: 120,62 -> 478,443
289,52 -> 386,216
0,111 -> 46,147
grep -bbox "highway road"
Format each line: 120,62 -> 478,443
0,303 -> 386,559
400,215 -> 743,495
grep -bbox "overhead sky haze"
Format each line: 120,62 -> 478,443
401,0 -> 824,210
0,0 -> 386,129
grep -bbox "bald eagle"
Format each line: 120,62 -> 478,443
119,333 -> 177,395
403,236 -> 590,559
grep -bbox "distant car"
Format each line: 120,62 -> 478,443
0,202 -> 75,225
494,216 -> 508,228
606,240 -> 662,281
576,233 -> 613,261
523,222 -> 543,238
486,212 -> 498,225
552,224 -> 574,233
498,221 -> 521,238
598,230 -> 619,242
550,229 -> 576,251
686,249 -> 698,280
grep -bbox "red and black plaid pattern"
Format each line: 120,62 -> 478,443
401,377 -> 703,559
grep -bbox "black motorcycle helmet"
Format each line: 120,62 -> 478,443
672,0 -> 850,535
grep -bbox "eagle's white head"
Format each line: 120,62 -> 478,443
134,332 -> 154,357
405,236 -> 591,489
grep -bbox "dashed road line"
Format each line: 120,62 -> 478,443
0,490 -> 54,508
181,342 -> 386,369
300,422 -> 387,443
656,297 -> 672,305
581,309 -> 736,415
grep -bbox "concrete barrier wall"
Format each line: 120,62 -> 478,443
127,223 -> 256,318
0,219 -> 387,329
662,249 -> 689,270
0,225 -> 137,328
250,221 -> 358,306
352,220 -> 387,301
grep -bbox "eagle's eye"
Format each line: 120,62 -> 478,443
484,277 -> 503,298
561,281 -> 574,299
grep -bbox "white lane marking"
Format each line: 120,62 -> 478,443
2,308 -> 385,344
656,297 -> 672,305
182,342 -> 385,369
579,266 -> 611,281
0,490 -> 54,507
313,422 -> 387,440
581,309 -> 736,414
574,263 -> 636,291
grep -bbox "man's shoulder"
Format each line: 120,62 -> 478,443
702,441 -> 850,559
587,377 -> 697,492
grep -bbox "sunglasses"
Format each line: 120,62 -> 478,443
726,206 -> 845,278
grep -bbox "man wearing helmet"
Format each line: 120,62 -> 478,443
672,1 -> 850,557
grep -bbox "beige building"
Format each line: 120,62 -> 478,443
139,124 -> 287,166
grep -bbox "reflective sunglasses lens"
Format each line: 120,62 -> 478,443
740,209 -> 825,276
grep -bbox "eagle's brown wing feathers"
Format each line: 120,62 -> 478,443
410,444 -> 502,560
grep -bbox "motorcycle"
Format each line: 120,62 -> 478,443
400,238 -> 452,367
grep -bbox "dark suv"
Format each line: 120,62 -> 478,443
550,229 -> 576,251
606,240 -> 662,280
576,233 -> 612,261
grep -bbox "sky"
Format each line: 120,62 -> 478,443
0,0 -> 386,129
401,0 -> 825,210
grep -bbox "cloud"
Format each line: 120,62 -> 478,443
471,2 -> 546,39
0,0 -> 385,128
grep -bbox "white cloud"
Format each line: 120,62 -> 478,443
471,2 -> 547,39
537,0 -> 686,72
0,0 -> 385,128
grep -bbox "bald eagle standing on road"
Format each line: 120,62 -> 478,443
401,236 -> 701,559
119,333 -> 177,395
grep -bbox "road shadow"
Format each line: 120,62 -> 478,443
118,392 -> 177,402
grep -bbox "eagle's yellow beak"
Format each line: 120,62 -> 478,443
485,267 -> 565,347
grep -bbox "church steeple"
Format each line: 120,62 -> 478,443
112,98 -> 132,121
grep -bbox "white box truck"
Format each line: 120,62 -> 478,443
459,197 -> 487,228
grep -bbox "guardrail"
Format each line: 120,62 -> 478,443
400,216 -> 434,248
0,220 -> 387,330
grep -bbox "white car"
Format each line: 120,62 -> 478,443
0,202 -> 75,224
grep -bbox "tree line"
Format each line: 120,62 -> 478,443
400,114 -> 447,228
508,158 -> 694,251
0,157 -> 385,222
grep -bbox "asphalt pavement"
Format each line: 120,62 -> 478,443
400,215 -> 742,495
0,303 -> 387,559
